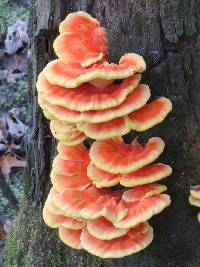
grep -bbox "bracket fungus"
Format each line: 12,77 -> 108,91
54,11 -> 107,67
89,137 -> 165,174
189,185 -> 200,222
36,10 -> 171,145
51,143 -> 92,192
38,11 -> 173,258
78,97 -> 172,139
81,222 -> 153,258
87,138 -> 172,188
42,141 -> 171,258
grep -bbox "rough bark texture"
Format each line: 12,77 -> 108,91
4,0 -> 200,266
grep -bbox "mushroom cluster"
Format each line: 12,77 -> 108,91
37,11 -> 173,258
37,11 -> 172,144
189,185 -> 200,222
43,143 -> 171,258
88,137 -> 172,188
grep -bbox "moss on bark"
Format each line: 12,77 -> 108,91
5,203 -> 104,267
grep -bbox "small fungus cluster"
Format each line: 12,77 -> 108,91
189,185 -> 200,222
37,11 -> 173,258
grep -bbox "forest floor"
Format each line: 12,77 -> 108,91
0,0 -> 30,122
0,1 -> 30,265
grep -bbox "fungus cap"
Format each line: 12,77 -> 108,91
87,163 -> 171,188
81,193 -> 127,222
59,227 -> 83,249
52,144 -> 90,175
53,186 -> 127,222
87,162 -> 121,188
114,194 -> 171,228
51,144 -> 91,190
57,142 -> 87,161
52,156 -> 84,176
190,185 -> 200,200
81,222 -> 153,258
61,134 -> 87,146
44,187 -> 64,215
50,120 -> 78,134
59,11 -> 100,34
51,130 -> 84,143
53,186 -> 110,219
120,163 -> 172,187
87,217 -> 129,240
37,84 -> 150,124
77,117 -> 130,140
189,196 -> 200,207
37,94 -> 57,120
43,53 -> 146,89
50,120 -> 87,145
50,171 -> 91,192
43,204 -> 85,229
122,184 -> 167,202
128,97 -> 172,131
54,11 -> 107,67
89,137 -> 165,174
37,73 -> 141,111
78,97 -> 172,139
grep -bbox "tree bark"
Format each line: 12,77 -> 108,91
4,0 -> 200,266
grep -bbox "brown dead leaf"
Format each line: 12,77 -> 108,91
0,154 -> 26,181
0,109 -> 27,181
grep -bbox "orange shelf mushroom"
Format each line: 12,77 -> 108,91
42,53 -> 145,89
43,199 -> 85,230
88,137 -> 172,188
37,10 -> 172,144
50,120 -> 86,146
42,142 -> 171,258
38,83 -> 151,124
89,137 -> 165,174
38,11 -> 173,259
51,143 -> 92,192
59,228 -> 83,250
189,185 -> 200,222
78,97 -> 172,139
58,222 -> 154,258
53,11 -> 107,67
81,222 -> 153,258
37,72 -> 141,111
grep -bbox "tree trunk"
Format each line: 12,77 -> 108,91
4,0 -> 200,266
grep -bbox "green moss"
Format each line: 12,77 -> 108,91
5,204 -> 69,266
4,207 -> 25,266
0,171 -> 23,218
0,2 -> 6,33
0,79 -> 29,122
0,0 -> 30,32
4,203 -> 105,267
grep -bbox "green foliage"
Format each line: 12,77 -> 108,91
0,0 -> 30,32
5,204 -> 104,267
0,171 -> 23,217
5,206 -> 71,267
0,0 -> 30,221
0,78 -> 28,216
0,1 -> 7,33
0,79 -> 29,122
